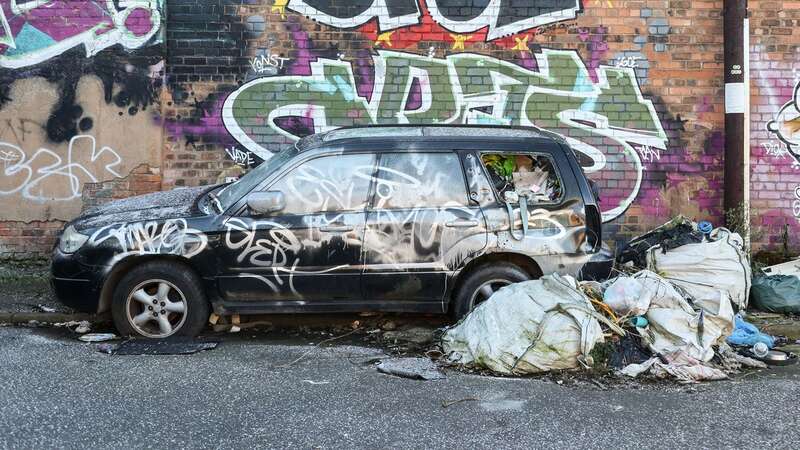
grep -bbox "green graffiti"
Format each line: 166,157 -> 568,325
222,49 -> 667,220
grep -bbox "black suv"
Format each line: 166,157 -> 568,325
52,125 -> 611,338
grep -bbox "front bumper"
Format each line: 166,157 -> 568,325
50,248 -> 105,313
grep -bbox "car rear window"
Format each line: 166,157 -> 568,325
480,153 -> 563,204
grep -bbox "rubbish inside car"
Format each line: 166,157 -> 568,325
51,125 -> 612,339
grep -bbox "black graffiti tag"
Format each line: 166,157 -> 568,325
287,0 -> 582,41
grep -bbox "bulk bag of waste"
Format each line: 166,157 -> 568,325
637,271 -> 734,362
617,216 -> 704,268
441,274 -> 610,375
750,274 -> 800,315
647,228 -> 751,310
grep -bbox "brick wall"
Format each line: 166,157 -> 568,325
0,1 -> 794,258
750,1 -> 800,250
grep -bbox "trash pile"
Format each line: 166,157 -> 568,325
752,258 -> 800,315
442,217 -> 797,383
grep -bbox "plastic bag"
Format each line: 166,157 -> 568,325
603,277 -> 649,316
726,314 -> 775,348
750,274 -> 800,315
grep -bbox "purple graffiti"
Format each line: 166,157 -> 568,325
0,0 -> 162,69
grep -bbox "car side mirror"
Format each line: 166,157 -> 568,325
246,191 -> 285,216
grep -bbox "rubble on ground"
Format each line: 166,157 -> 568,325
440,217 -> 797,383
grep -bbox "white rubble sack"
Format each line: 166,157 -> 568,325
636,271 -> 734,362
441,274 -> 608,375
647,228 -> 751,310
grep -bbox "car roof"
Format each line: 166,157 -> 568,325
295,125 -> 568,152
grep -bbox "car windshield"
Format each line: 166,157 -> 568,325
216,145 -> 298,210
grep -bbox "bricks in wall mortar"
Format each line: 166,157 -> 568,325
0,0 -> 794,256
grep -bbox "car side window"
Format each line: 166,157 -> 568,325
480,153 -> 564,204
268,153 -> 376,215
373,152 -> 469,209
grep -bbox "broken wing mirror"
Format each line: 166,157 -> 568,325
246,191 -> 286,216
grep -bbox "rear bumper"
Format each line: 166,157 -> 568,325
579,247 -> 614,281
50,249 -> 104,313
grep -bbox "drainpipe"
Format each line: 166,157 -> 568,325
723,0 -> 750,245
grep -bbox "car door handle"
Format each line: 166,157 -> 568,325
320,224 -> 354,232
445,220 -> 480,228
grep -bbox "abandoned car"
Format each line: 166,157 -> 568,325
51,125 -> 612,338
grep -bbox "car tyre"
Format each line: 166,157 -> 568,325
111,261 -> 209,338
451,263 -> 531,320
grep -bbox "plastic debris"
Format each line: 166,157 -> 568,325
717,343 -> 768,369
36,305 -> 56,313
603,277 -> 650,316
625,271 -> 734,362
750,274 -> 800,315
727,314 -> 775,349
74,321 -> 91,334
620,351 -> 728,383
618,216 -> 704,268
442,274 -> 623,375
78,333 -> 118,343
376,358 -> 446,381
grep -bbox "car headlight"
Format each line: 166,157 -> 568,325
59,225 -> 89,254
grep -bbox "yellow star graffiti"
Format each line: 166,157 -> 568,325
512,35 -> 530,51
375,31 -> 395,47
272,0 -> 288,20
450,34 -> 472,50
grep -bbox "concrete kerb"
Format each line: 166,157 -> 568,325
0,312 -> 108,326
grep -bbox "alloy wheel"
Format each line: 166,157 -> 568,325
125,279 -> 188,338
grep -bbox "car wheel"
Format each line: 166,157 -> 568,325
451,263 -> 531,320
111,261 -> 209,338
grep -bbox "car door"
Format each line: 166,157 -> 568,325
215,152 -> 377,303
361,151 -> 487,303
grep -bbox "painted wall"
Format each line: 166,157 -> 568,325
0,0 -> 164,255
751,2 -> 800,251
0,0 -> 756,258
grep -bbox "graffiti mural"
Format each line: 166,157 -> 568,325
0,0 -> 163,69
283,0 -> 582,41
767,81 -> 800,165
0,134 -> 121,201
223,49 -> 666,221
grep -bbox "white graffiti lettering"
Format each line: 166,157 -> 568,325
0,135 -> 122,202
90,218 -> 208,259
225,217 -> 301,268
249,52 -> 290,74
614,55 -> 641,69
225,147 -> 254,167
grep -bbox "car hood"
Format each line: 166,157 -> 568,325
73,185 -> 219,231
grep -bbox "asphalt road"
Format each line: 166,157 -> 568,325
1,326 -> 799,449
